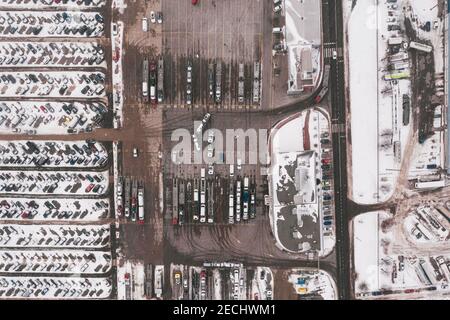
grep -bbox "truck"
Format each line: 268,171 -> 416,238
228,185 -> 234,224
149,61 -> 157,105
253,62 -> 260,103
238,63 -> 245,103
402,94 -> 410,126
142,59 -> 149,102
242,177 -> 249,220
172,178 -> 178,225
215,62 -> 222,103
193,181 -> 199,221
138,187 -> 144,224
178,180 -> 185,225
208,64 -> 215,100
124,177 -> 131,218
409,41 -> 433,53
235,180 -> 241,222
207,181 -> 214,223
157,57 -> 164,103
200,168 -> 206,223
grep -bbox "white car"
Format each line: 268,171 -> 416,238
207,131 -> 214,143
142,18 -> 148,32
237,158 -> 242,170
133,147 -> 138,158
332,50 -> 337,60
208,165 -> 214,175
274,4 -> 282,13
150,11 -> 156,24
207,144 -> 214,158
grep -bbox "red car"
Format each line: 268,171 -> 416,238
85,183 -> 95,193
192,0 -> 198,5
322,158 -> 331,165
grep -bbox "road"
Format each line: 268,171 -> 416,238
322,0 -> 351,300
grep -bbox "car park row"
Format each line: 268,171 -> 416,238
0,250 -> 112,274
0,224 -> 110,248
0,71 -> 106,98
0,276 -> 112,299
0,140 -> 108,168
0,11 -> 104,38
0,169 -> 109,195
0,101 -> 107,135
0,42 -> 105,68
0,0 -> 107,8
0,197 -> 109,221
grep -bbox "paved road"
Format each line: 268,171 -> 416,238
322,0 -> 351,300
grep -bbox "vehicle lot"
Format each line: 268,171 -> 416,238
161,0 -> 264,108
0,169 -> 109,195
0,42 -> 106,68
0,276 -> 112,299
0,224 -> 110,248
0,71 -> 106,98
0,140 -> 109,168
0,0 -> 107,8
0,197 -> 110,221
0,11 -> 104,38
0,249 -> 112,274
0,101 -> 108,134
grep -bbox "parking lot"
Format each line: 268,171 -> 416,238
161,0 -> 265,108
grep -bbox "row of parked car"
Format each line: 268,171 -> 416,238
0,101 -> 107,134
0,140 -> 108,168
0,11 -> 104,37
0,42 -> 105,67
0,170 -> 108,195
0,250 -> 112,274
320,132 -> 334,234
0,71 -> 105,96
0,224 -> 110,248
0,0 -> 106,6
0,277 -> 112,299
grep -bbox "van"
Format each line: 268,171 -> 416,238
142,18 -> 148,32
272,27 -> 282,33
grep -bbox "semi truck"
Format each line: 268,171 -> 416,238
228,183 -> 234,224
235,180 -> 241,222
253,62 -> 260,103
138,187 -> 144,224
238,63 -> 245,103
200,168 -> 206,222
208,64 -> 215,100
242,177 -> 249,220
142,59 -> 149,102
215,62 -> 222,103
149,61 -> 157,105
193,180 -> 199,221
178,180 -> 185,225
124,177 -> 131,218
314,64 -> 331,103
172,178 -> 178,225
157,57 -> 164,103
207,181 -> 214,223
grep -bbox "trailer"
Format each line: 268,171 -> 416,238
208,64 -> 215,99
238,63 -> 245,103
215,62 -> 222,103
402,94 -> 410,126
207,181 -> 214,223
172,178 -> 178,225
193,180 -> 199,221
124,177 -> 131,218
157,57 -> 164,103
253,62 -> 260,103
138,187 -> 144,224
322,64 -> 331,88
178,180 -> 185,225
242,177 -> 249,220
409,41 -> 433,53
131,179 -> 138,222
142,59 -> 149,102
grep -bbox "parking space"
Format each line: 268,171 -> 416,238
161,0 -> 264,109
0,276 -> 112,299
0,140 -> 109,168
0,11 -> 104,38
0,169 -> 109,195
0,0 -> 106,8
0,197 -> 109,221
0,249 -> 112,274
0,71 -> 106,98
0,224 -> 110,248
0,101 -> 109,135
0,42 -> 106,68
